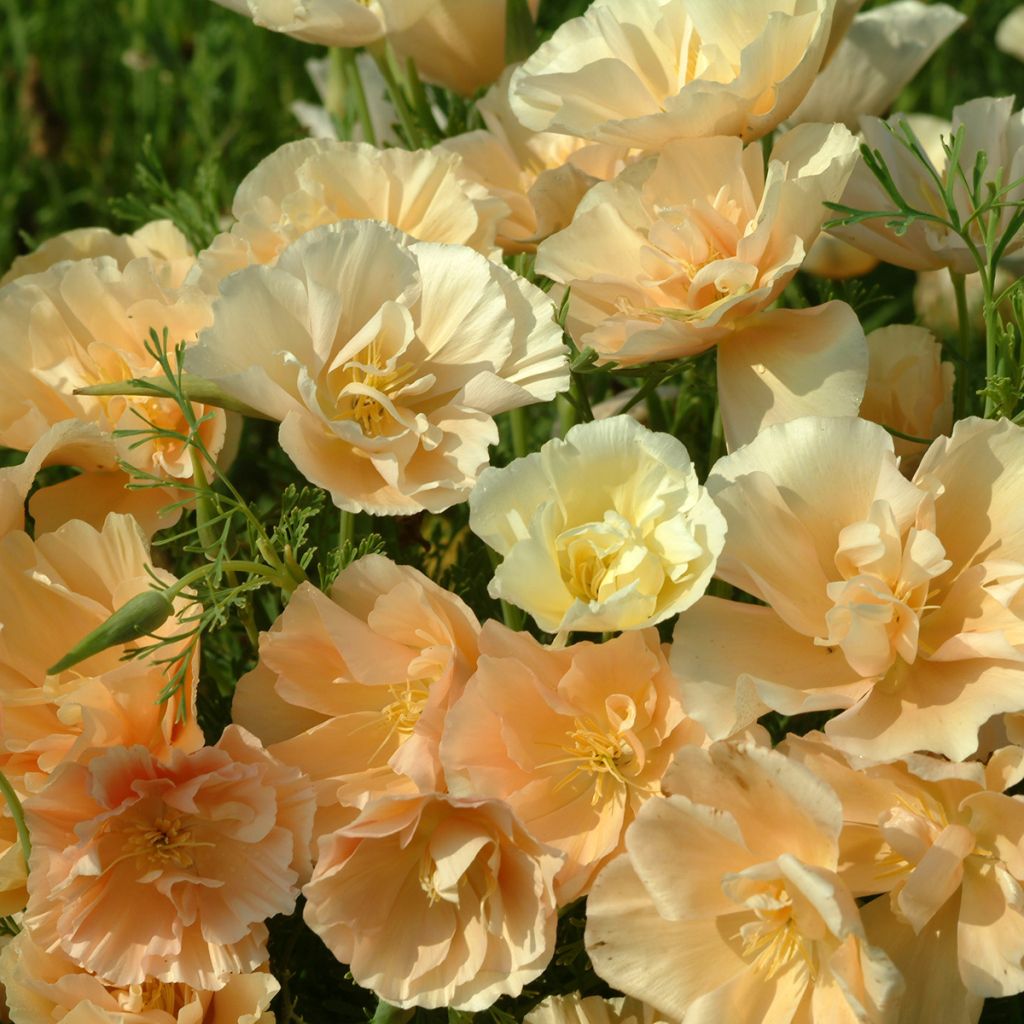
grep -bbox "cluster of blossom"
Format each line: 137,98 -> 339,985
1,1 -> 1023,1024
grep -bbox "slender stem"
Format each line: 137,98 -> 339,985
165,559 -> 298,601
509,407 -> 528,460
708,403 -> 725,468
984,295 -> 1002,419
556,394 -> 575,437
372,49 -> 422,149
339,509 -> 356,552
0,770 -> 30,864
343,49 -> 377,147
950,270 -> 974,418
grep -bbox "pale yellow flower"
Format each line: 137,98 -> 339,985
469,416 -> 725,635
526,993 -> 670,1024
585,742 -> 903,1022
672,415 -> 1024,762
22,725 -> 314,990
0,930 -> 278,1024
303,793 -> 561,1010
191,139 -> 508,292
509,0 -> 838,148
210,0 -> 414,47
232,554 -> 480,838
441,622 -> 704,902
187,221 -> 568,514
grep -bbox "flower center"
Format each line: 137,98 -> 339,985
731,879 -> 818,981
103,812 -> 214,874
119,979 -> 194,1015
382,680 -> 432,738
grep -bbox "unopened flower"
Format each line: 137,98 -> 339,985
187,221 -> 568,514
673,415 -> 1024,762
210,0 -> 403,47
469,416 -> 725,634
441,623 -> 703,902
303,792 -> 561,1010
22,725 -> 314,989
510,0 -> 839,148
191,139 -> 508,292
0,930 -> 278,1024
585,742 -> 903,1022
233,554 -> 480,836
997,7 -> 1024,62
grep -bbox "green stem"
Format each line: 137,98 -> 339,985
708,403 -> 725,468
373,48 -> 422,149
343,49 -> 377,146
950,270 -> 974,418
984,295 -> 1002,419
0,770 -> 30,864
339,509 -> 356,552
509,407 -> 528,459
166,559 -> 298,600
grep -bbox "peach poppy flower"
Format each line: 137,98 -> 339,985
786,733 -> 1024,1022
525,993 -> 670,1024
0,930 -> 278,1024
859,325 -> 953,473
0,513 -> 202,797
190,139 -> 508,292
232,554 -> 480,838
536,123 -> 864,448
585,742 -> 903,1022
833,97 -> 1024,273
801,233 -> 879,279
509,0 -> 838,148
0,815 -> 26,918
441,68 -> 629,254
469,416 -> 726,635
187,220 -> 568,514
22,725 -> 314,990
303,792 -> 561,1010
1,220 -> 194,288
441,622 -> 704,902
672,415 -> 1024,761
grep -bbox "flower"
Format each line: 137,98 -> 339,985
801,232 -> 879,278
832,97 -> 1024,273
0,930 -> 279,1024
787,733 -> 1024,1018
22,725 -> 314,990
469,416 -> 725,635
232,554 -> 480,837
303,792 -> 561,1010
525,993 -> 670,1024
535,122 -> 865,448
186,220 -> 568,514
0,816 -> 26,919
509,0 -> 839,148
1,220 -> 194,287
997,7 -> 1024,62
210,0 -> 404,47
859,325 -> 954,472
441,622 -> 703,902
190,138 -> 509,292
584,742 -> 903,1022
672,415 -> 1024,761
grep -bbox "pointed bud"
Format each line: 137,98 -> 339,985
48,589 -> 176,675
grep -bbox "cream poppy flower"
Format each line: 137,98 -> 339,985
1,220 -> 194,288
22,725 -> 314,990
787,733 -> 1024,1021
832,97 -> 1024,273
0,930 -> 278,1024
187,220 -> 568,515
210,0 -> 414,47
303,792 -> 561,1011
859,325 -> 954,473
672,415 -> 1024,762
526,993 -> 670,1024
997,7 -> 1024,62
536,123 -> 865,448
585,742 -> 903,1022
232,554 -> 480,838
0,513 -> 202,797
469,416 -> 726,635
190,139 -> 509,292
509,0 -> 838,148
441,622 -> 704,902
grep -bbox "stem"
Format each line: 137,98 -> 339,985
509,407 -> 528,459
708,403 -> 725,468
372,48 -> 422,149
339,509 -> 356,552
984,295 -> 1002,419
950,270 -> 974,418
0,770 -> 30,864
343,49 -> 377,146
165,559 -> 298,601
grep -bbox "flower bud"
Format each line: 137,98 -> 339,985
47,589 -> 175,675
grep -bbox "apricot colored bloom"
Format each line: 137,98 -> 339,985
859,325 -> 953,473
0,930 -> 278,1024
469,416 -> 725,635
441,623 -> 704,903
22,725 -> 314,989
585,742 -> 903,1022
0,256 -> 225,534
0,513 -> 202,797
233,554 -> 480,837
187,221 -> 568,514
673,415 -> 1024,762
997,7 -> 1024,61
441,68 -> 628,254
191,139 -> 508,292
833,97 -> 1024,273
536,123 -> 864,448
510,0 -> 838,148
1,220 -> 194,288
303,792 -> 561,1010
526,993 -> 670,1024
802,233 -> 879,279
787,734 -> 1024,1023
0,816 -> 26,918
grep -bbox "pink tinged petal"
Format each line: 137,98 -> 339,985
957,860 -> 1024,997
716,302 -> 868,452
892,824 -> 973,933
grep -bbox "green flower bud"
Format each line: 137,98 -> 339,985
48,589 -> 176,675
